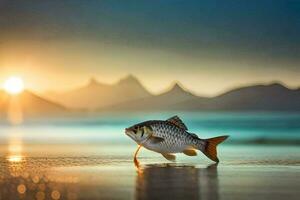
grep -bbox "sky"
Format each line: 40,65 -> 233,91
0,0 -> 299,96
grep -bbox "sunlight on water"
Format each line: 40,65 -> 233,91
6,128 -> 24,163
1,156 -> 80,200
7,155 -> 23,163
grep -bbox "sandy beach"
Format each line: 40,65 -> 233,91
0,144 -> 299,200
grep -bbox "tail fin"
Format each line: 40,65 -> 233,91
202,135 -> 229,163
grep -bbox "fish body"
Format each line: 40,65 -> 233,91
138,120 -> 205,153
125,116 -> 228,162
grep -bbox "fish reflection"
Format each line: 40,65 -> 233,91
135,163 -> 219,200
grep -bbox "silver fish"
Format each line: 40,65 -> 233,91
125,116 -> 228,162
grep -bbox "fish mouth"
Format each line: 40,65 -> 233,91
125,128 -> 132,136
125,128 -> 136,140
125,128 -> 130,135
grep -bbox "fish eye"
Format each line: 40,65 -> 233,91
133,127 -> 138,134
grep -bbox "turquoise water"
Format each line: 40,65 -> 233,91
0,112 -> 299,145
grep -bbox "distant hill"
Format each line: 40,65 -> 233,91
171,83 -> 300,111
44,75 -> 300,112
102,82 -> 199,110
1,77 -> 297,117
45,75 -> 152,109
101,82 -> 300,111
0,90 -> 67,116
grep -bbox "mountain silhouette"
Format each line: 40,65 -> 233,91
170,82 -> 300,111
103,82 -> 198,110
44,76 -> 300,112
45,75 -> 152,109
100,82 -> 300,111
0,90 -> 67,116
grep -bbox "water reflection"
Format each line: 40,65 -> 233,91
0,157 -> 79,200
135,163 -> 219,200
7,129 -> 24,163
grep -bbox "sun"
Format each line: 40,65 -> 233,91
3,76 -> 25,95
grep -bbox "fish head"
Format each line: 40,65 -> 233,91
125,124 -> 152,144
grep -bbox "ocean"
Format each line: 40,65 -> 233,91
0,112 -> 299,200
1,111 -> 299,145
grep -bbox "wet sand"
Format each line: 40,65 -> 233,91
0,144 -> 299,200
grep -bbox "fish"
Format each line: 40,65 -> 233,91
125,116 -> 229,162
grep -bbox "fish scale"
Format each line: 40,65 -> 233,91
143,121 -> 195,153
125,116 -> 229,162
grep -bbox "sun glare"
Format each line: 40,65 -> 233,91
3,76 -> 24,95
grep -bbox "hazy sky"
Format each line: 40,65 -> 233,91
0,0 -> 299,96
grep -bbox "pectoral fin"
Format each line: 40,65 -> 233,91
183,149 -> 197,156
149,136 -> 164,144
161,153 -> 176,161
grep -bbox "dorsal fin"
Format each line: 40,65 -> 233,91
166,116 -> 188,130
190,133 -> 199,139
